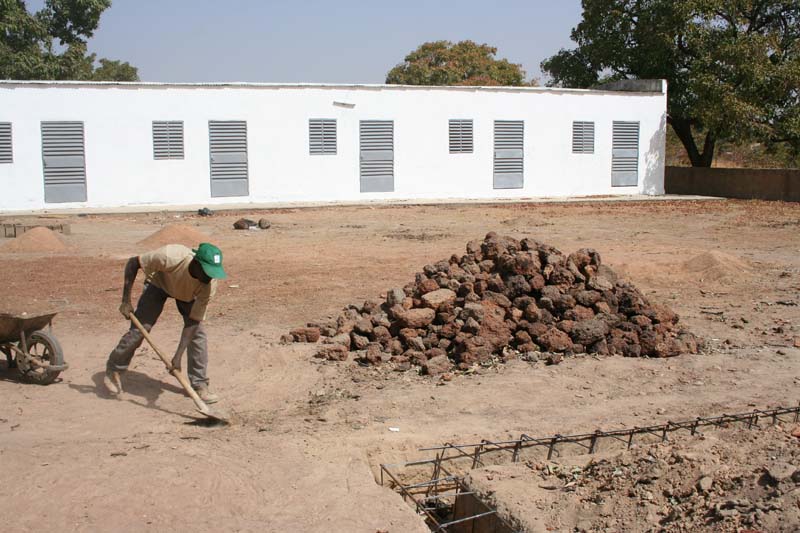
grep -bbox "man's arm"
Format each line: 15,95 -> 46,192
119,256 -> 141,318
171,321 -> 200,370
172,287 -> 211,369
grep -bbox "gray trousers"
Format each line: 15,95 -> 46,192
107,283 -> 209,388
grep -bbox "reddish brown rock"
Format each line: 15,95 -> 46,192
404,350 -> 428,366
557,320 -> 576,334
524,302 -> 541,321
387,304 -> 406,319
525,322 -> 549,339
406,336 -> 426,352
594,301 -> 612,314
587,273 -> 614,291
290,327 -> 321,343
588,338 -> 609,355
566,305 -> 595,321
362,343 -> 383,365
517,342 -> 539,353
477,303 -> 513,353
351,332 -> 370,350
425,347 -> 446,359
461,302 -> 485,321
575,290 -> 602,307
514,330 -> 533,345
553,293 -> 577,312
529,273 -> 546,290
570,319 -> 610,345
371,325 -> 392,346
389,338 -> 404,355
649,303 -> 678,325
549,266 -> 576,288
324,333 -> 351,350
423,355 -> 452,375
439,322 -> 459,339
504,251 -> 541,276
353,319 -> 373,336
483,290 -> 512,308
418,278 -> 440,294
421,288 -> 457,310
630,315 -> 653,328
639,329 -> 667,357
538,327 -> 572,352
397,308 -> 436,328
315,345 -> 348,361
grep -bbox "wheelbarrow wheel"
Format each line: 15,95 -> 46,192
17,330 -> 65,385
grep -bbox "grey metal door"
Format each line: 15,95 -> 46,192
611,121 -> 640,186
359,120 -> 394,192
41,121 -> 87,203
493,120 -> 524,189
0,122 -> 12,163
209,120 -> 248,197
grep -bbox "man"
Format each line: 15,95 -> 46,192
104,242 -> 226,403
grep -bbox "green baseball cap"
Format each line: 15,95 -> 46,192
192,242 -> 227,279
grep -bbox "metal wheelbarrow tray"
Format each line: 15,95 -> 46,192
0,312 -> 68,384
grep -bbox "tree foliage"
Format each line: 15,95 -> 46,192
386,40 -> 528,86
0,0 -> 138,81
541,0 -> 800,167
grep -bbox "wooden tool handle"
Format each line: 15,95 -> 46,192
129,313 -> 211,414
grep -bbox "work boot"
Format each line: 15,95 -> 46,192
193,385 -> 219,404
103,369 -> 124,395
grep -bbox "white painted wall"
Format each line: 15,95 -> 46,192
0,81 -> 667,212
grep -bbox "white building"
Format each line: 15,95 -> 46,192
0,80 -> 667,212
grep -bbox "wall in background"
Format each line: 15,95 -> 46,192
0,82 -> 667,212
665,166 -> 800,202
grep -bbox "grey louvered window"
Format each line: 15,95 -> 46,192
209,120 -> 248,197
153,121 -> 184,160
572,121 -> 595,154
359,120 -> 394,193
449,119 -> 473,153
493,120 -> 524,189
0,122 -> 11,163
611,121 -> 640,186
41,121 -> 87,203
309,119 -> 337,155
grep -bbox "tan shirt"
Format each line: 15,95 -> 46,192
139,244 -> 217,321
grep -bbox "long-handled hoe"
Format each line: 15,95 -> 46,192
130,314 -> 229,424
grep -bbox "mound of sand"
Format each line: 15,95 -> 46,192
682,250 -> 752,281
0,226 -> 67,253
138,224 -> 211,249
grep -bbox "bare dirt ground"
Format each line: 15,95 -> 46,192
466,425 -> 800,532
0,199 -> 798,532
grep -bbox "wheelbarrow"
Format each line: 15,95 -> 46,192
0,312 -> 67,385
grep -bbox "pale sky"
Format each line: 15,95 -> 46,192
29,0 -> 584,83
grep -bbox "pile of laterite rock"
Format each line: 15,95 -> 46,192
286,233 -> 700,375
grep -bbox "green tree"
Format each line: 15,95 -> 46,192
541,0 -> 800,167
0,0 -> 139,81
386,40 -> 529,86
90,57 -> 137,81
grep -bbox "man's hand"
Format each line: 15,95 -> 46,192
119,301 -> 134,319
